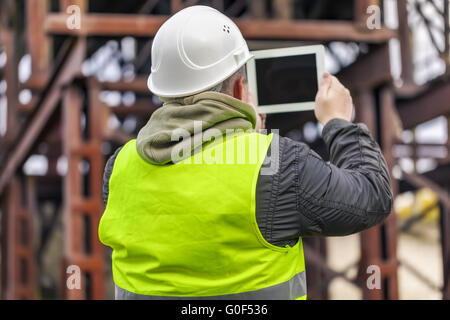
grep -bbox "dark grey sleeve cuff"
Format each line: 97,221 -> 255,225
321,118 -> 357,143
102,146 -> 122,207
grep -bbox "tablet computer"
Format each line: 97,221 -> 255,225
246,45 -> 325,114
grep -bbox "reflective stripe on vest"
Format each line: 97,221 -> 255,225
99,132 -> 306,299
115,271 -> 307,300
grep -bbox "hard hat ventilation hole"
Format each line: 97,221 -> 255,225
222,25 -> 230,33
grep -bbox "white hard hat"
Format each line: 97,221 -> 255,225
148,5 -> 253,98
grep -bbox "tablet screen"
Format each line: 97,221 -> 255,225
255,54 -> 318,106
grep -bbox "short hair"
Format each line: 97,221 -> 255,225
219,65 -> 247,96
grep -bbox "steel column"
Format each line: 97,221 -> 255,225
354,87 -> 399,300
0,0 -> 19,144
303,238 -> 328,300
442,204 -> 450,299
62,80 -> 104,299
26,0 -> 51,81
354,89 -> 383,300
379,86 -> 400,299
397,0 -> 415,86
1,176 -> 35,299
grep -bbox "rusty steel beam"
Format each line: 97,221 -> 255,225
26,0 -> 51,78
445,0 -> 449,74
59,1 -> 93,299
397,80 -> 450,129
354,0 -> 379,28
25,76 -> 151,94
379,86 -> 399,299
354,88 -> 382,300
0,37 -> 85,195
24,0 -> 52,118
272,0 -> 294,20
60,0 -> 88,13
248,0 -> 266,18
303,243 -> 360,288
101,77 -> 149,93
62,84 -> 84,300
62,80 -> 105,300
170,0 -> 184,13
110,102 -> 159,118
442,204 -> 450,300
43,13 -> 397,42
338,43 -> 392,91
397,0 -> 415,86
353,86 -> 399,300
401,171 -> 450,208
0,0 -> 20,144
212,0 -> 224,13
1,176 -> 35,300
22,73 -> 49,92
303,238 -> 329,300
401,169 -> 450,299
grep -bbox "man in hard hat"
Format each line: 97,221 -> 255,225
99,6 -> 393,300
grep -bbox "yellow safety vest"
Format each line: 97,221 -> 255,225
99,132 -> 306,299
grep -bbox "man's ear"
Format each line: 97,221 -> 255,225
233,76 -> 245,101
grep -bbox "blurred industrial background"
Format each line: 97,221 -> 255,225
0,0 -> 449,300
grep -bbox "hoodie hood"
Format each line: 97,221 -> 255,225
136,91 -> 257,165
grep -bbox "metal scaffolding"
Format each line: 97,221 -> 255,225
0,0 -> 449,300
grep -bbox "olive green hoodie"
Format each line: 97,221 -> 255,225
136,91 -> 257,165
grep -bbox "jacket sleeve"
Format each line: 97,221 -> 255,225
301,118 -> 393,236
102,146 -> 122,207
256,118 -> 393,242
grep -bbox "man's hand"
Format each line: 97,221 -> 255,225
315,73 -> 353,126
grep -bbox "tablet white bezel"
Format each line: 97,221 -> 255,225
246,45 -> 325,114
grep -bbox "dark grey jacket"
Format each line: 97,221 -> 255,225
102,118 -> 393,247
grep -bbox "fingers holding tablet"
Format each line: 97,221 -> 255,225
317,72 -> 332,99
315,73 -> 353,126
